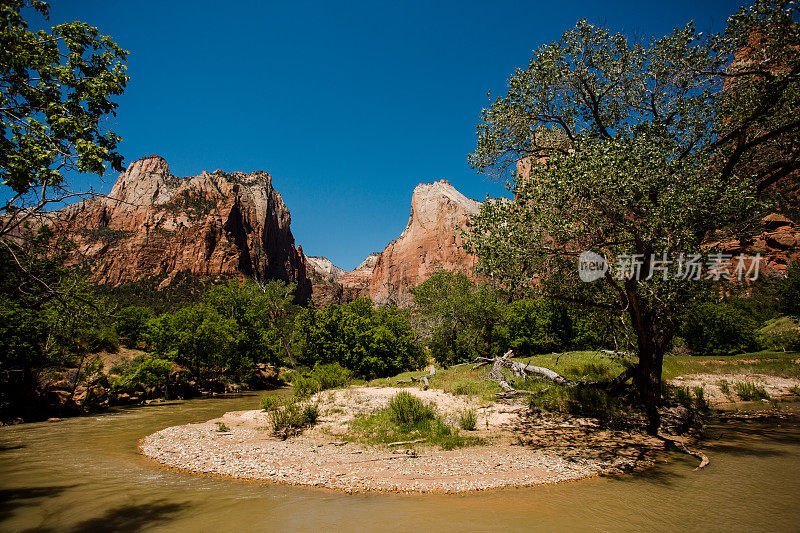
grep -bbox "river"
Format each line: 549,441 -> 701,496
1,391 -> 799,532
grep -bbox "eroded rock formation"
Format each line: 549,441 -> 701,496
52,155 -> 311,301
368,180 -> 481,306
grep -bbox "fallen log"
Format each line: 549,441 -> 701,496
396,367 -> 436,390
388,438 -> 426,446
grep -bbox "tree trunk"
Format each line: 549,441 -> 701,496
636,342 -> 664,435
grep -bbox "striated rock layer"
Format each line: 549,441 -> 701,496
368,180 -> 482,306
52,155 -> 311,301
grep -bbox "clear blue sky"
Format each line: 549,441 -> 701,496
38,0 -> 745,271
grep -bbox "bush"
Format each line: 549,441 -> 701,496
269,398 -> 319,435
293,299 -> 425,378
215,421 -> 230,432
458,408 -> 478,430
309,362 -> 352,390
111,355 -> 172,397
292,375 -> 320,398
260,395 -> 282,412
734,381 -> 769,401
388,391 -> 435,425
681,301 -> 759,356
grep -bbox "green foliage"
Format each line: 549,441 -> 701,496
693,386 -> 710,412
347,405 -> 484,450
268,398 -> 319,435
413,271 -> 506,366
464,1 -> 800,430
111,355 -> 171,394
388,391 -> 436,425
734,381 -> 770,401
215,421 -> 230,432
528,384 -> 624,420
260,395 -> 282,412
292,375 -> 320,399
777,263 -> 800,317
308,362 -> 352,390
458,408 -> 478,431
204,278 -> 298,368
115,306 -> 153,348
1,0 -> 129,239
0,227 -> 116,418
681,301 -> 759,356
718,379 -> 734,401
146,304 -> 239,381
293,298 -> 424,378
757,316 -> 800,352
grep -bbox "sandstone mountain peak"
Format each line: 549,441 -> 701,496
368,181 -> 481,306
53,155 -> 310,300
306,255 -> 346,282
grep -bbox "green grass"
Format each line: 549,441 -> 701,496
733,381 -> 770,401
717,379 -> 735,401
662,350 -> 800,380
458,408 -> 478,431
346,407 -> 484,450
367,351 -> 632,402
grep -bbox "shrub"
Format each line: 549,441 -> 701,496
458,408 -> 478,431
292,375 -> 320,398
309,362 -> 352,390
734,381 -> 770,401
293,299 -> 425,378
388,391 -> 435,425
215,421 -> 230,432
717,379 -> 734,401
269,398 -> 319,435
681,301 -> 759,356
260,395 -> 282,412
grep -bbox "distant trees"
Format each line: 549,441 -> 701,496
292,298 -> 424,378
412,271 -> 616,366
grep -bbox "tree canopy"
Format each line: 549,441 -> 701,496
0,0 -> 129,239
466,0 -> 800,433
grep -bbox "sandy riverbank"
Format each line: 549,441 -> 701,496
139,386 -> 666,493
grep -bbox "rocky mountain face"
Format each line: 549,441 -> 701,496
306,256 -> 346,282
51,155 -> 311,301
340,253 -> 380,290
368,180 -> 482,306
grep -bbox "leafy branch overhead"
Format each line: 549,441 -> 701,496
0,0 -> 129,238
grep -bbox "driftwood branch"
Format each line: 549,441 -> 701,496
388,438 -> 426,447
660,435 -> 710,471
396,367 -> 436,390
473,350 -> 637,396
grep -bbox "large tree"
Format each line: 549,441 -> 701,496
0,0 -> 129,241
466,1 -> 799,433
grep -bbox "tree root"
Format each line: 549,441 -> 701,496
659,435 -> 710,471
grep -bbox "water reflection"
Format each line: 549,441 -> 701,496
1,392 -> 799,532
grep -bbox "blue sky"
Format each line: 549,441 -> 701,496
38,0 -> 745,271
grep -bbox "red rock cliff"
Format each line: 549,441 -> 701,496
52,155 -> 311,301
368,180 -> 481,306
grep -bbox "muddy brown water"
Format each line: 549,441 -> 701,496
1,391 -> 799,532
